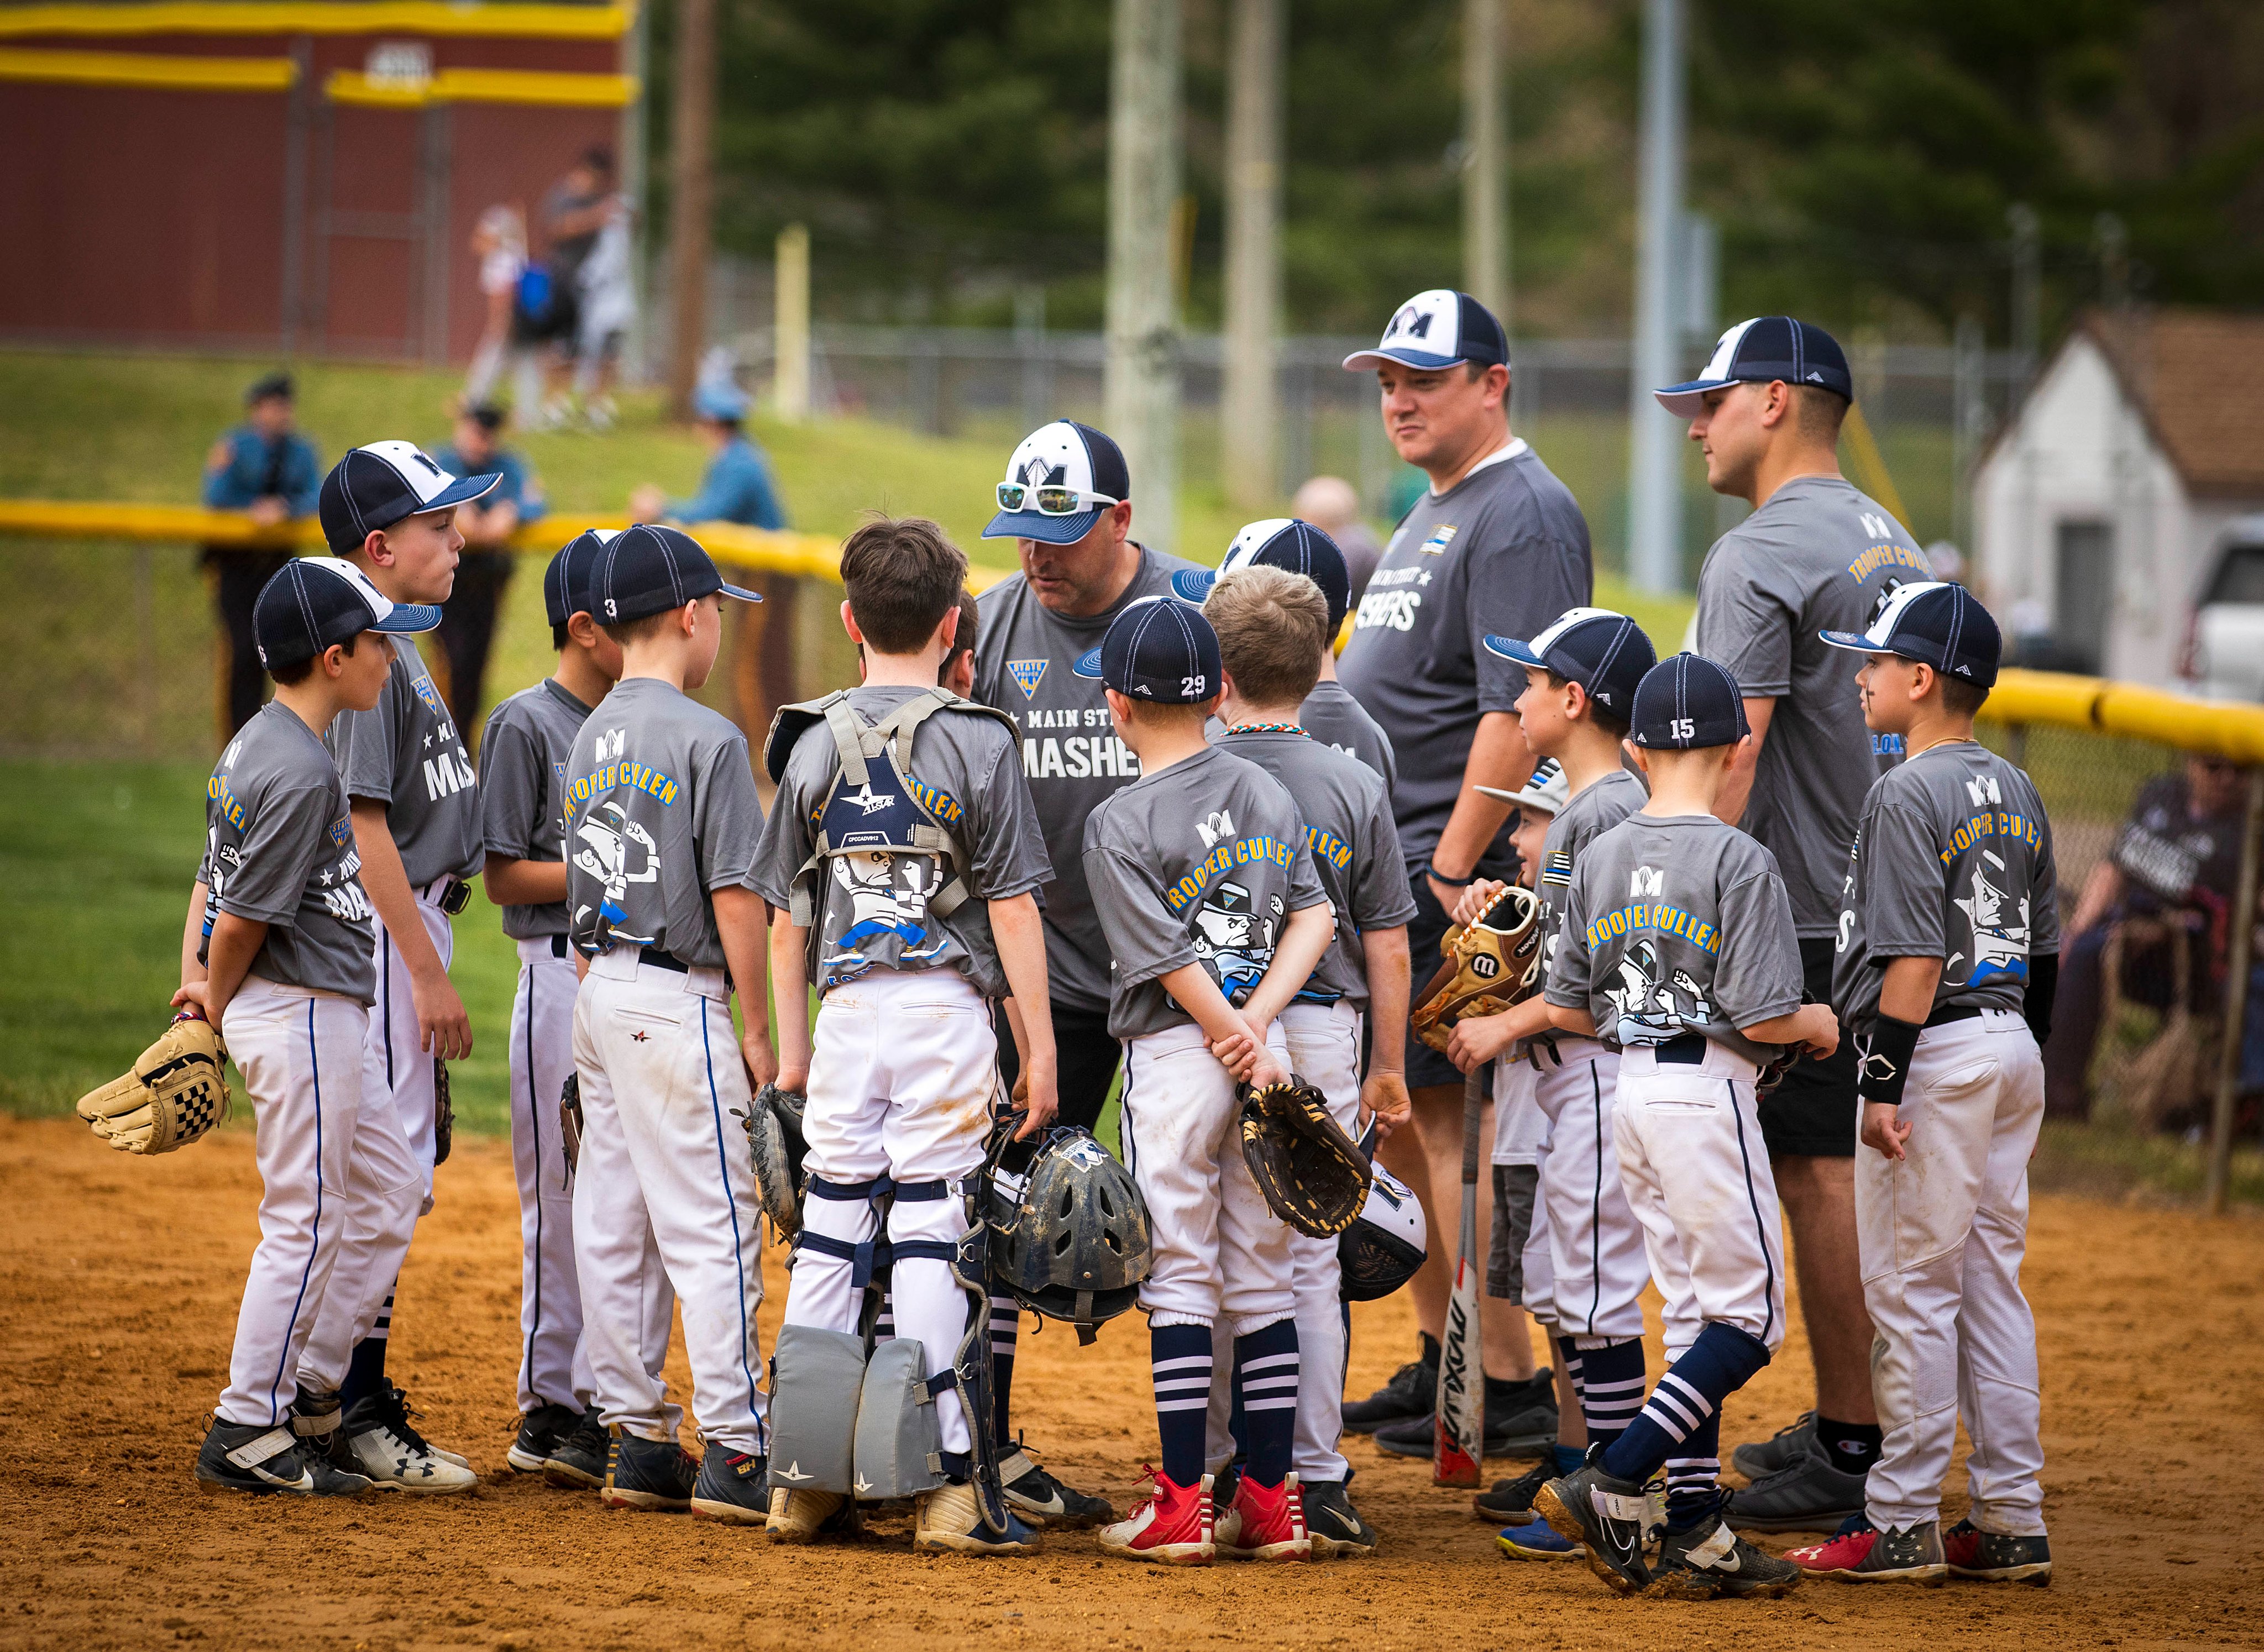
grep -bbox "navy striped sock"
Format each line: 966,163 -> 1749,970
1150,1324 -> 1214,1487
1576,1337 -> 1647,1455
340,1283 -> 396,1410
1664,1412 -> 1722,1529
1601,1321 -> 1769,1484
1234,1319 -> 1300,1489
989,1293 -> 1019,1448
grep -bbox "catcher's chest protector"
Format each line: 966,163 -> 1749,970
764,690 -> 1021,990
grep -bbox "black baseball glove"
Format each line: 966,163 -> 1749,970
1238,1075 -> 1372,1239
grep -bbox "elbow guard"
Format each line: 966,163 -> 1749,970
1856,1013 -> 1921,1111
2025,952 -> 2058,1046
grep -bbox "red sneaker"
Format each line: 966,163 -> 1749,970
1785,1516 -> 1947,1584
1221,1471 -> 1309,1562
1098,1468 -> 1214,1566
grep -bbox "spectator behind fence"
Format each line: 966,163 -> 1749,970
429,403 -> 547,731
572,193 -> 637,431
202,370 -> 322,742
463,204 -> 527,408
1291,475 -> 1385,610
629,380 -> 787,530
513,146 -> 615,429
2041,754 -> 2256,1121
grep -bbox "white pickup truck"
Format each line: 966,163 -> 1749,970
2188,515 -> 2264,702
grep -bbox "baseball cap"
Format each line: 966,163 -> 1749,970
543,528 -> 622,627
252,556 -> 441,671
464,401 -> 507,432
693,379 -> 750,422
591,523 -> 763,626
1653,316 -> 1854,418
1342,289 -> 1509,374
319,440 -> 499,553
245,369 -> 294,405
983,419 -> 1131,546
1629,653 -> 1750,751
1476,756 -> 1570,816
1483,607 -> 1657,717
1820,579 -> 2003,688
1070,595 -> 1222,703
1171,517 -> 1352,633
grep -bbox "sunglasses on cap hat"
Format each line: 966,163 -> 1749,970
994,482 -> 1121,517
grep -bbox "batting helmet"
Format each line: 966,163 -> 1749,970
1338,1127 -> 1427,1302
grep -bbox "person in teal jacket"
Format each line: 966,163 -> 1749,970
202,370 -> 323,740
630,380 -> 788,529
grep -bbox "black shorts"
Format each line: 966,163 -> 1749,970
992,1000 -> 1120,1136
1757,936 -> 1859,1158
1403,870 -> 1494,1097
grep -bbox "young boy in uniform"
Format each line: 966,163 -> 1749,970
297,442 -> 498,1493
182,559 -> 436,1496
1077,597 -> 1338,1566
478,529 -> 623,1480
755,516 -> 1058,1557
1537,652 -> 1838,1601
1200,564 -> 1417,1558
560,525 -> 777,1523
1448,612 -> 1658,1553
1787,583 -> 2057,1586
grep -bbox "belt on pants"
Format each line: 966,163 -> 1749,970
417,877 -> 472,917
1654,1032 -> 1708,1066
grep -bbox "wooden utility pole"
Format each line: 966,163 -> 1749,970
1222,0 -> 1282,512
665,0 -> 717,419
1105,0 -> 1182,553
1461,0 -> 1507,326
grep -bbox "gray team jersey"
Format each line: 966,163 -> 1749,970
1338,442 -> 1592,867
1546,812 -> 1805,1070
562,676 -> 766,971
1298,679 -> 1398,795
1694,473 -> 1929,937
200,701 -> 377,1003
1215,727 -> 1418,1008
1832,741 -> 2061,1037
1081,744 -> 1329,1041
972,542 -> 1202,1014
327,636 -> 483,888
751,685 -> 1054,1000
1535,767 -> 1650,977
478,677 -> 593,940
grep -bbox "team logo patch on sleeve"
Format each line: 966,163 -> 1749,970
1542,848 -> 1574,886
1418,524 -> 1459,556
1007,659 -> 1049,699
412,675 -> 447,714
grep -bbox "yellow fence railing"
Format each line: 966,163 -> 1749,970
1984,667 -> 2264,768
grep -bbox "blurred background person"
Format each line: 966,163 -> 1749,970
1292,474 -> 1385,610
429,402 -> 546,730
463,204 -> 528,408
201,369 -> 321,742
629,373 -> 787,529
517,146 -> 615,429
572,192 -> 637,431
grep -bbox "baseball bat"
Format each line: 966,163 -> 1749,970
1433,1068 -> 1483,1487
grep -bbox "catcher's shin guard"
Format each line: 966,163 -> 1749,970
931,1215 -> 1012,1535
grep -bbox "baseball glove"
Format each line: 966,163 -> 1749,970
75,1011 -> 231,1155
1411,883 -> 1545,1054
559,1073 -> 584,1178
735,1083 -> 809,1240
433,1058 -> 453,1166
1238,1075 -> 1372,1239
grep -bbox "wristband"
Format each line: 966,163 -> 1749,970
1428,862 -> 1475,889
2024,952 -> 2058,1045
1856,1013 -> 1921,1111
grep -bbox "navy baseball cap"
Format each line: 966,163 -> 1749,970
1821,579 -> 2003,688
319,440 -> 499,553
1629,653 -> 1751,751
253,556 -> 440,671
1654,317 -> 1854,418
1343,289 -> 1510,373
592,523 -> 762,626
1172,517 -> 1352,633
543,528 -> 622,627
1484,606 -> 1657,717
983,419 -> 1131,546
1071,595 -> 1222,703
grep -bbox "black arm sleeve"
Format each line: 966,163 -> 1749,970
2025,952 -> 2058,1046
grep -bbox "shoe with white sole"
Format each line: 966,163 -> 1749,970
601,1429 -> 699,1511
765,1486 -> 856,1543
1000,1444 -> 1115,1527
1098,1469 -> 1214,1566
197,1417 -> 372,1497
690,1449 -> 768,1524
1301,1479 -> 1378,1559
914,1482 -> 1041,1556
1653,1508 -> 1806,1598
337,1386 -> 477,1494
1785,1515 -> 1947,1585
508,1402 -> 583,1475
1944,1519 -> 2051,1586
1218,1472 -> 1308,1562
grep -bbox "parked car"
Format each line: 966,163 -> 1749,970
2187,515 -> 2264,701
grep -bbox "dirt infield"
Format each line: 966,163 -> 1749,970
3,1115 -> 2259,1651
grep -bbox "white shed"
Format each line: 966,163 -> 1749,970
1972,307 -> 2264,686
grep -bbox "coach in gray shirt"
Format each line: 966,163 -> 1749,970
1663,314 -> 1928,1525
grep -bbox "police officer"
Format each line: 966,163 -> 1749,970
431,402 -> 548,730
202,370 -> 322,741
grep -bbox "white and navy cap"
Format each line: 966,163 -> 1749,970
1071,595 -> 1222,703
1821,579 -> 2003,688
592,523 -> 763,625
1476,756 -> 1571,816
982,419 -> 1131,546
1171,517 -> 1353,633
252,556 -> 440,670
318,439 -> 499,553
1654,316 -> 1854,418
1630,653 -> 1750,750
1342,289 -> 1509,373
542,528 -> 622,627
1483,607 -> 1657,715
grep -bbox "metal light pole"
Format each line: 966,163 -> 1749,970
1106,0 -> 1182,553
1626,0 -> 1685,593
1222,0 -> 1282,512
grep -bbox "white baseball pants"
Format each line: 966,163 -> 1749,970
1858,1010 -> 2047,1536
511,938 -> 591,1414
1613,1041 -> 1787,1361
1120,1020 -> 1296,1333
1531,1039 -> 1648,1344
215,978 -> 369,1427
573,948 -> 768,1453
368,893 -> 456,1191
784,970 -> 1000,1456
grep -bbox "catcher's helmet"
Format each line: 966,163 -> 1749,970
1339,1128 -> 1427,1301
983,1118 -> 1152,1343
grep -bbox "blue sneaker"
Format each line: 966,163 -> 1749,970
1496,1516 -> 1581,1561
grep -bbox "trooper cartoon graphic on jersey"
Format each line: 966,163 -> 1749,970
1950,848 -> 2031,987
827,844 -> 940,957
1189,879 -> 1282,1001
573,796 -> 659,948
